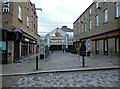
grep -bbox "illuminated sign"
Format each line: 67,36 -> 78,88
55,32 -> 61,37
25,38 -> 29,42
3,0 -> 10,12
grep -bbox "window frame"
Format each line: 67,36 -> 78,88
84,23 -> 86,32
81,25 -> 83,34
115,38 -> 120,52
95,2 -> 98,9
104,9 -> 108,23
95,15 -> 99,27
27,16 -> 29,27
18,5 -> 22,21
89,19 -> 92,30
89,9 -> 92,15
115,1 -> 120,18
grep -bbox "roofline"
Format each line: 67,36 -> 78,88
73,2 -> 94,24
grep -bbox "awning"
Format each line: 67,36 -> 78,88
14,29 -> 23,34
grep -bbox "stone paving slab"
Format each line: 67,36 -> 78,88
13,69 -> 120,87
1,51 -> 120,75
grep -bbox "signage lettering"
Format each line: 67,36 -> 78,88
3,0 -> 10,12
25,38 -> 29,42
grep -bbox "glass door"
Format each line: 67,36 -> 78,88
104,39 -> 108,55
95,41 -> 99,54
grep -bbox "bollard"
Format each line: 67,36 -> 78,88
36,55 -> 38,70
82,56 -> 85,67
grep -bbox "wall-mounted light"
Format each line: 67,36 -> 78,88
5,20 -> 8,23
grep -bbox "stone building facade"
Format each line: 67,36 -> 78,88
1,0 -> 40,64
73,1 -> 120,56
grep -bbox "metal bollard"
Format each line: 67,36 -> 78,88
82,56 -> 85,67
36,55 -> 38,70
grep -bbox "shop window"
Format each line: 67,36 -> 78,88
21,43 -> 28,57
29,44 -> 32,54
115,38 -> 120,52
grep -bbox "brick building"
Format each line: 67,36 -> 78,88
73,1 -> 120,56
0,0 -> 40,64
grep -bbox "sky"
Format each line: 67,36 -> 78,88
30,0 -> 93,35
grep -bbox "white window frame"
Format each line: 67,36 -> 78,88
84,14 -> 86,19
27,16 -> 29,27
81,25 -> 83,33
95,15 -> 99,27
89,9 -> 91,15
27,1 -> 29,8
96,2 -> 98,9
84,23 -> 86,32
89,19 -> 92,30
18,5 -> 22,20
104,9 -> 108,23
115,1 -> 120,18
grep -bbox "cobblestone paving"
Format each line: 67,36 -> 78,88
13,69 -> 120,87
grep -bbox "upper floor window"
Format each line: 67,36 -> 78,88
104,0 -> 107,2
95,15 -> 99,27
27,16 -> 29,27
81,17 -> 83,22
89,19 -> 92,30
89,9 -> 91,15
84,23 -> 86,32
95,2 -> 98,9
84,14 -> 86,19
27,1 -> 29,8
18,5 -> 22,21
81,25 -> 83,33
31,22 -> 33,31
115,1 -> 120,18
104,9 -> 108,23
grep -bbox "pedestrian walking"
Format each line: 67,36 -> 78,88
62,48 -> 64,53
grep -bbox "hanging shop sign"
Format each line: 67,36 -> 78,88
0,41 -> 6,50
3,0 -> 10,12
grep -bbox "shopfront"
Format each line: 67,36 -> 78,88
21,36 -> 37,58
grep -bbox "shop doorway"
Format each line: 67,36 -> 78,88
14,42 -> 20,62
104,39 -> 108,55
95,41 -> 99,54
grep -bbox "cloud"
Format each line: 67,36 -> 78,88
31,0 -> 93,35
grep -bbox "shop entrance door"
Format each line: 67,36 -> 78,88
14,42 -> 19,62
95,41 -> 99,54
104,39 -> 108,55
